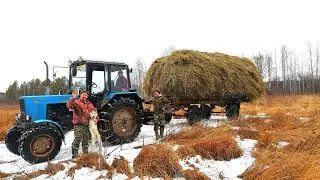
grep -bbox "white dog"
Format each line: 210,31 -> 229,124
89,109 -> 103,150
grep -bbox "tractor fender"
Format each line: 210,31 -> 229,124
32,119 -> 65,142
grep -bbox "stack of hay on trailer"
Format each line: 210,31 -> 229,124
143,49 -> 265,104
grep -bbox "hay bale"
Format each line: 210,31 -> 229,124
133,144 -> 182,178
143,50 -> 265,103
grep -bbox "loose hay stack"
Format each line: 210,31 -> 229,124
143,50 -> 265,103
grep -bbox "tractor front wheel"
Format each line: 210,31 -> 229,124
5,127 -> 22,155
18,126 -> 62,164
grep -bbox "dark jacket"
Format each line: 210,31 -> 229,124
144,95 -> 171,114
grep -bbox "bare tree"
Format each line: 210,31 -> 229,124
265,53 -> 273,93
307,42 -> 315,92
131,57 -> 147,97
161,45 -> 176,57
281,45 -> 289,93
252,53 -> 268,80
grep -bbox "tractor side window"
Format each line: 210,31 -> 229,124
91,71 -> 105,94
111,66 -> 129,92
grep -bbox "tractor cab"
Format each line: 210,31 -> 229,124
68,57 -> 135,109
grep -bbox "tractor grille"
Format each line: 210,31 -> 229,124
19,99 -> 26,113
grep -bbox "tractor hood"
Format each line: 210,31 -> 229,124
19,94 -> 72,120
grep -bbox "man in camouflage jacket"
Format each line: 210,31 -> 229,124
66,90 -> 98,158
143,90 -> 171,140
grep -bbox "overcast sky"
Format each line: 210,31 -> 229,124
1,0 -> 320,92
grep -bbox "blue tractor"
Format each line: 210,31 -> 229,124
5,57 -> 152,164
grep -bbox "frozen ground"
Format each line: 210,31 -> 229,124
0,116 -> 257,180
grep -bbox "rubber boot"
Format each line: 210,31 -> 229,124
154,126 -> 159,140
159,126 -> 164,138
72,148 -> 78,159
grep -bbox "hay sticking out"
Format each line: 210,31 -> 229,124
133,144 -> 183,178
143,49 -> 265,103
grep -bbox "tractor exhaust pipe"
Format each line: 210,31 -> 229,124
44,61 -> 50,95
44,61 -> 49,86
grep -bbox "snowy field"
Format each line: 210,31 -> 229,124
0,117 -> 257,180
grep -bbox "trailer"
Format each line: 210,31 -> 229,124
167,93 -> 251,124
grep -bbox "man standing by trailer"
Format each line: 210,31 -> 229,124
143,90 -> 171,140
66,90 -> 98,158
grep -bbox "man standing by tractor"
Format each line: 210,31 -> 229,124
143,90 -> 171,140
66,90 -> 98,158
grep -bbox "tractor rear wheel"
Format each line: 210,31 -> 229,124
5,127 -> 22,155
18,126 -> 62,164
226,104 -> 240,120
103,98 -> 142,145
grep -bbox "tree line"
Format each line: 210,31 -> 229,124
253,42 -> 320,94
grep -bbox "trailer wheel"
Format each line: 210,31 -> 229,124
5,127 -> 22,155
226,104 -> 240,120
203,105 -> 212,120
186,106 -> 202,125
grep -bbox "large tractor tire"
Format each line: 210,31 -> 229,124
18,126 -> 62,164
226,103 -> 240,120
103,98 -> 142,145
5,127 -> 22,155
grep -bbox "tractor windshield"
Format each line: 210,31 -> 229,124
71,64 -> 86,92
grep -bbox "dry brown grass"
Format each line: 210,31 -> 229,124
13,162 -> 65,180
163,124 -> 243,160
133,143 -> 183,178
110,156 -> 132,177
236,94 -> 320,180
0,106 -> 19,140
67,153 -> 113,178
181,169 -> 210,180
0,171 -> 12,179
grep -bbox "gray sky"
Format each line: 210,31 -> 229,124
1,0 -> 320,92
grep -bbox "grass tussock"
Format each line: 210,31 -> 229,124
133,143 -> 182,178
163,124 -> 243,160
67,153 -> 113,178
111,156 -> 132,177
181,169 -> 210,180
0,106 -> 19,140
0,171 -> 12,179
13,162 -> 65,180
143,49 -> 265,103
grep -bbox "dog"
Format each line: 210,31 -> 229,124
88,109 -> 103,150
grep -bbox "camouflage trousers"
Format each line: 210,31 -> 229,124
154,113 -> 165,139
72,124 -> 90,158
154,113 -> 166,127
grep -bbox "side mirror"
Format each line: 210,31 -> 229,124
72,67 -> 77,76
129,68 -> 133,73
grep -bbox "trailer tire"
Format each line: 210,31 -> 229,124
226,104 -> 240,120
